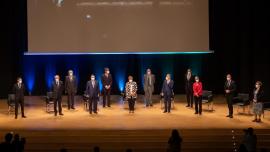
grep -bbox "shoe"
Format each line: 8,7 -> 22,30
257,119 -> 262,123
186,105 -> 190,107
94,111 -> 98,114
199,113 -> 202,115
108,105 -> 111,107
191,105 -> 193,108
89,111 -> 92,114
163,111 -> 167,113
15,116 -> 18,119
71,107 -> 75,110
22,115 -> 27,118
252,119 -> 257,122
59,113 -> 64,116
150,104 -> 153,107
168,111 -> 171,113
229,115 -> 233,118
226,115 -> 230,117
54,113 -> 57,116
194,112 -> 198,114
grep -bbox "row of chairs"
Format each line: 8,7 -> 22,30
9,91 -> 270,115
7,91 -> 214,114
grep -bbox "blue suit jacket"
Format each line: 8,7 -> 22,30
86,80 -> 100,98
162,80 -> 174,97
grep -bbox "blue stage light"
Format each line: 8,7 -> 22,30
45,65 -> 56,91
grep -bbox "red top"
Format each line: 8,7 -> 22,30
193,82 -> 203,96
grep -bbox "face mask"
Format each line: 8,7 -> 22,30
55,79 -> 59,82
166,77 -> 169,81
91,77 -> 95,81
69,73 -> 73,76
147,72 -> 151,74
226,78 -> 230,81
195,79 -> 199,82
129,80 -> 133,82
106,71 -> 110,74
18,80 -> 22,84
255,84 -> 259,88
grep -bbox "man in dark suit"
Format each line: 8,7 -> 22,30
65,70 -> 77,110
101,68 -> 112,108
185,69 -> 194,108
53,75 -> 64,116
13,77 -> 26,119
86,74 -> 100,114
143,68 -> 155,107
161,74 -> 174,113
224,74 -> 237,118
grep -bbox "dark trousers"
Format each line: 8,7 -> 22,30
89,97 -> 98,113
226,94 -> 234,115
15,98 -> 25,117
67,92 -> 75,109
194,96 -> 202,114
164,95 -> 172,112
186,89 -> 193,106
54,97 -> 62,114
128,97 -> 135,111
102,89 -> 111,107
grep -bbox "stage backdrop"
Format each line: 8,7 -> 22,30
27,0 -> 209,53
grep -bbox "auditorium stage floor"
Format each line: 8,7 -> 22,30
0,95 -> 269,130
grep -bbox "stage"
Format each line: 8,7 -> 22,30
1,95 -> 269,130
1,95 -> 270,152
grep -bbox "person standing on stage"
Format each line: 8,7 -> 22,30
224,74 -> 236,118
13,77 -> 27,119
53,75 -> 64,116
125,76 -> 137,113
161,74 -> 174,113
193,76 -> 203,115
143,68 -> 155,107
252,81 -> 264,123
101,67 -> 112,108
65,70 -> 77,110
86,74 -> 100,114
185,69 -> 194,108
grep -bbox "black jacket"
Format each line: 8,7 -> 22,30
52,81 -> 64,98
13,83 -> 25,99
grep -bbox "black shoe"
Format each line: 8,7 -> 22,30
199,113 -> 202,115
195,112 -> 198,114
150,104 -> 153,107
71,107 -> 75,110
90,111 -> 92,114
191,105 -> 193,108
163,111 -> 167,113
252,119 -> 257,122
186,105 -> 190,107
59,113 -> 64,116
226,115 -> 231,117
22,115 -> 27,118
94,111 -> 98,114
108,105 -> 111,107
15,116 -> 18,119
229,115 -> 233,118
168,111 -> 171,113
257,119 -> 262,123
55,113 -> 57,116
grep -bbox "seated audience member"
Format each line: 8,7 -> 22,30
93,146 -> 100,152
167,129 -> 183,152
242,128 -> 257,152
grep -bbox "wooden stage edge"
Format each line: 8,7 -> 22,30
0,95 -> 270,130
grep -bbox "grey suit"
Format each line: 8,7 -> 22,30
143,74 -> 155,106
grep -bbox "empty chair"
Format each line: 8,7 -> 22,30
202,90 -> 214,111
233,93 -> 250,114
7,94 -> 16,114
45,92 -> 54,113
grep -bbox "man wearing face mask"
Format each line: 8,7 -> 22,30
86,74 -> 100,114
224,74 -> 237,118
13,77 -> 27,119
125,76 -> 138,113
161,74 -> 174,113
53,75 -> 64,116
143,68 -> 155,107
65,70 -> 77,110
101,68 -> 112,108
185,69 -> 194,108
